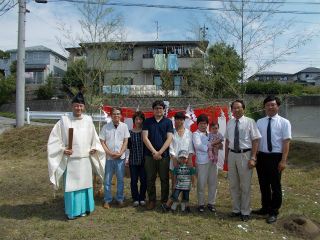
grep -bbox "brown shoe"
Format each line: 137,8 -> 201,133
103,202 -> 110,209
117,201 -> 125,208
146,201 -> 155,210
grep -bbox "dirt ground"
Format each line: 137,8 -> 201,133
276,214 -> 320,239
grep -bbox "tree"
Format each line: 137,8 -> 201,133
57,0 -> 133,114
0,74 -> 16,105
61,58 -> 86,96
184,42 -> 243,99
10,60 -> 17,74
34,73 -> 55,100
206,42 -> 243,97
0,50 -> 9,59
205,0 -> 314,96
159,70 -> 175,97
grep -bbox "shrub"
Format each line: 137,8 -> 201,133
0,74 -> 16,105
34,74 -> 55,100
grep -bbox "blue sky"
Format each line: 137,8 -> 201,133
1,0 -> 319,77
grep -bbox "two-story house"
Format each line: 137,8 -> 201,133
5,45 -> 67,84
248,71 -> 294,84
293,67 -> 320,86
66,41 -> 208,97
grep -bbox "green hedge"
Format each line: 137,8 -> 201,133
244,81 -> 303,95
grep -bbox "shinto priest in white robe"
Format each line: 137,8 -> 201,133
47,113 -> 106,217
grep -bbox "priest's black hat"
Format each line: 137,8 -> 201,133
72,91 -> 85,105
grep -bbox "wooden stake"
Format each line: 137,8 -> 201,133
68,128 -> 73,150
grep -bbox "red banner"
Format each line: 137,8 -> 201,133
102,105 -> 230,171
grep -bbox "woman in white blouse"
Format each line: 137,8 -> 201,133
192,114 -> 218,213
169,112 -> 194,211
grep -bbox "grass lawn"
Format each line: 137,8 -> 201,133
0,125 -> 319,240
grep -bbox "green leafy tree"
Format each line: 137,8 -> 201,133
206,42 -> 243,97
0,74 -> 16,105
0,50 -> 9,59
10,60 -> 17,74
205,0 -> 313,96
34,74 -> 55,100
61,59 -> 86,96
186,42 -> 243,99
159,70 -> 175,97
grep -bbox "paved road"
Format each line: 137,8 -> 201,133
0,116 -> 54,135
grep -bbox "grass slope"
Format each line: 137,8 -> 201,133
0,126 -> 319,240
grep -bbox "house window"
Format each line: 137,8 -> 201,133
154,75 -> 182,96
154,76 -> 162,91
25,53 -> 28,61
33,52 -> 43,60
107,49 -> 133,60
266,76 -> 273,81
174,76 -> 182,96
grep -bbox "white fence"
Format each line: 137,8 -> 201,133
25,109 -> 104,123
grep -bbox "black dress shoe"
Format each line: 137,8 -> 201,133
252,208 -> 269,215
241,215 -> 249,222
266,215 -> 277,223
229,212 -> 241,217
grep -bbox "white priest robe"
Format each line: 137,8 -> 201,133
47,114 -> 106,192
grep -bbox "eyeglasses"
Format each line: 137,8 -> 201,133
154,107 -> 164,110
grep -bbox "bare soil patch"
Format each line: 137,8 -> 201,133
276,214 -> 320,240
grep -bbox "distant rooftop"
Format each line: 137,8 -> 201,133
7,45 -> 67,60
295,67 -> 320,74
255,71 -> 292,76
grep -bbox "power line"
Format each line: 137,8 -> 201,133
183,0 -> 320,4
49,0 -> 320,15
0,1 -> 18,17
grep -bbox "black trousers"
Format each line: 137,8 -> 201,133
256,152 -> 282,215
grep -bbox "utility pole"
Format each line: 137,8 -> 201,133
16,0 -> 47,128
200,24 -> 208,41
16,0 -> 26,128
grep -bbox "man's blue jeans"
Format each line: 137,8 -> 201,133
104,158 -> 125,203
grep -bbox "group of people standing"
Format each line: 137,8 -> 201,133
47,95 -> 291,225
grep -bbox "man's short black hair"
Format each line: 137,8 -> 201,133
231,99 -> 245,110
197,114 -> 209,125
174,112 -> 185,120
152,100 -> 166,109
263,95 -> 281,106
110,107 -> 122,115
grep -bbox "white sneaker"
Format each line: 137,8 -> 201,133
140,201 -> 146,206
171,201 -> 178,211
181,202 -> 185,211
133,201 -> 139,207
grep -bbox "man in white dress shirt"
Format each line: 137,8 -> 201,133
252,96 -> 291,223
99,107 -> 130,209
224,100 -> 261,222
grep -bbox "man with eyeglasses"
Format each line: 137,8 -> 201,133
99,107 -> 130,209
142,100 -> 173,210
252,96 -> 291,223
224,100 -> 261,222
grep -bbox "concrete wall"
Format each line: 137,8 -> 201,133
1,95 -> 319,139
279,96 -> 320,138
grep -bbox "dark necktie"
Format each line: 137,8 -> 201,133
234,119 -> 239,152
267,118 -> 272,152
